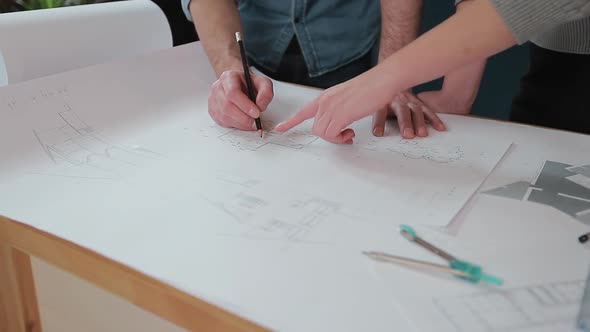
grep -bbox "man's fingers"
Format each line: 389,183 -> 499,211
414,91 -> 446,131
275,99 -> 319,132
253,75 -> 274,112
222,73 -> 261,118
422,105 -> 447,131
408,102 -> 427,137
220,100 -> 257,130
372,108 -> 388,137
416,91 -> 443,113
393,102 -> 414,139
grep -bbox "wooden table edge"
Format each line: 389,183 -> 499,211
0,215 -> 269,332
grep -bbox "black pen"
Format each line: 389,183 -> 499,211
235,32 -> 263,138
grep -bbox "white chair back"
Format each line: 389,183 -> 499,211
0,0 -> 172,86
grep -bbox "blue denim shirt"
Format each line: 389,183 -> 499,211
181,0 -> 380,77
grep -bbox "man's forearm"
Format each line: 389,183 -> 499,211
440,1 -> 488,112
190,0 -> 244,77
378,0 -> 423,62
375,0 -> 515,96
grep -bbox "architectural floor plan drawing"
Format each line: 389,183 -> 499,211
204,176 -> 379,248
484,161 -> 590,224
404,279 -> 584,332
356,136 -> 466,164
215,120 -> 319,151
203,118 -> 467,165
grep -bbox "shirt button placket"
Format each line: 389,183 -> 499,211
293,0 -> 303,25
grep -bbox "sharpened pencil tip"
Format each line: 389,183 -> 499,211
258,129 -> 263,138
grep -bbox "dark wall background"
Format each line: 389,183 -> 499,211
416,0 -> 530,119
150,0 -> 198,46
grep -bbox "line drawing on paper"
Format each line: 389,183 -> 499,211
6,97 -> 16,112
357,137 -> 465,163
212,188 -> 356,246
32,103 -> 162,180
214,173 -> 261,189
216,120 -> 319,151
428,280 -> 583,332
241,197 -> 339,242
30,87 -> 69,105
4,87 -> 69,113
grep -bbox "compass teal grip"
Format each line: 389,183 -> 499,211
400,224 -> 417,240
451,259 -> 503,286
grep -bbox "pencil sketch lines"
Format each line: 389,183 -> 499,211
33,107 -> 161,180
356,138 -> 465,163
213,191 -> 344,246
214,173 -> 261,189
6,97 -> 16,112
30,87 -> 69,105
216,120 -> 319,151
387,139 -> 464,163
430,280 -> 584,331
243,197 -> 339,242
4,87 -> 69,113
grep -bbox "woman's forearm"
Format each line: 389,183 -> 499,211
375,0 -> 515,95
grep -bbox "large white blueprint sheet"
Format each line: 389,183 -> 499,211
0,43 -> 511,331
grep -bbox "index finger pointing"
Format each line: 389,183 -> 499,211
275,99 -> 319,132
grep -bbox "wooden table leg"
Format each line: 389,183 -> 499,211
0,216 -> 268,332
0,243 -> 42,332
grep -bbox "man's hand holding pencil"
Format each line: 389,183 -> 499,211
207,70 -> 273,132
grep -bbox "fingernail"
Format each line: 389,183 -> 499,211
373,127 -> 384,137
249,108 -> 260,118
418,128 -> 427,136
403,128 -> 413,137
407,102 -> 417,109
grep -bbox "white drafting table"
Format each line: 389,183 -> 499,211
1,42 -> 590,332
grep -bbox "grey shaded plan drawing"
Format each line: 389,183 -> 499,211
33,104 -> 162,180
568,164 -> 590,179
217,120 -> 319,151
484,161 -> 590,224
